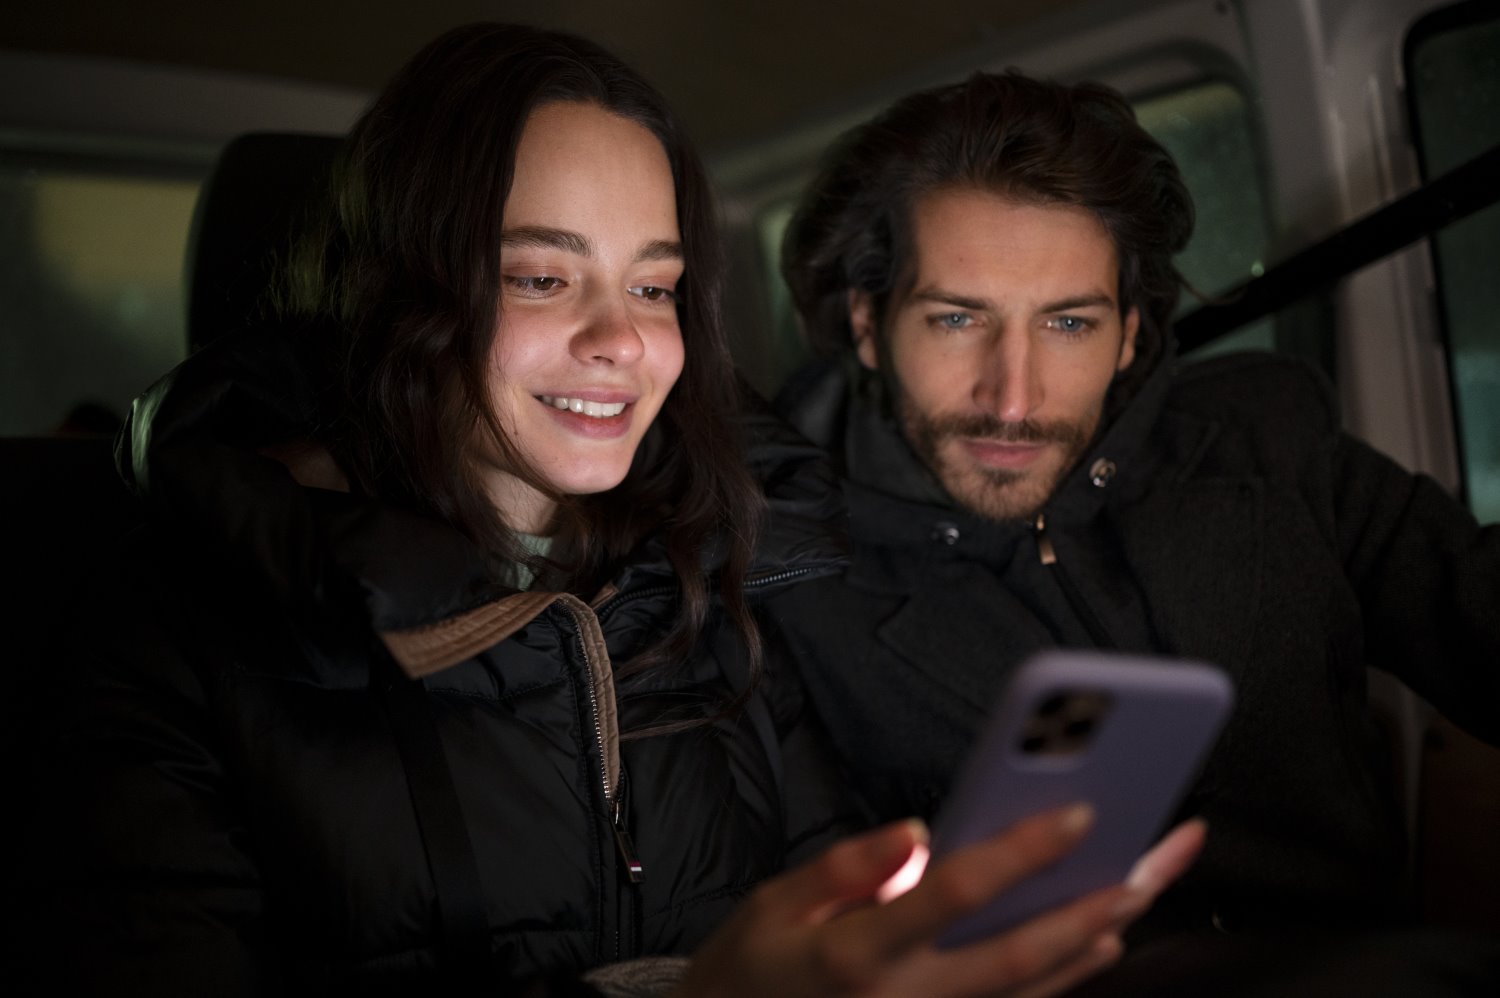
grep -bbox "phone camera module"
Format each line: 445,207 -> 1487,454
1018,688 -> 1114,756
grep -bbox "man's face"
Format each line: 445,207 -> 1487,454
850,188 -> 1139,522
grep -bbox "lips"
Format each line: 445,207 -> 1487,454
960,437 -> 1049,470
535,393 -> 635,440
539,395 -> 628,418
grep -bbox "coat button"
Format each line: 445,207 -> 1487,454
1089,458 -> 1117,488
932,522 -> 961,545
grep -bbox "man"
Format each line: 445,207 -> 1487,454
772,69 -> 1500,989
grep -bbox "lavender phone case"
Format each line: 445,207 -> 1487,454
931,650 -> 1234,949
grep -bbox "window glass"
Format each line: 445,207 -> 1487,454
1133,81 -> 1276,360
1407,5 -> 1500,523
0,160 -> 203,436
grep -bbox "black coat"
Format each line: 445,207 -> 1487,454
774,350 -> 1500,932
28,331 -> 853,995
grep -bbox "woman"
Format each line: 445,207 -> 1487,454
34,24 -> 1198,997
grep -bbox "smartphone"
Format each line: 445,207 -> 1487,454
929,650 -> 1233,949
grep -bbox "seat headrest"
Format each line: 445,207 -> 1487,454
184,132 -> 344,354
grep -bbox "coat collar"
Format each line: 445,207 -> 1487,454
784,343 -> 1263,691
787,344 -> 1186,570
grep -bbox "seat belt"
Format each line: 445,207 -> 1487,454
374,641 -> 492,985
1176,142 -> 1500,352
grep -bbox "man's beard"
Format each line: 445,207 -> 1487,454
895,393 -> 1095,523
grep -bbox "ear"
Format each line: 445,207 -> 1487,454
848,289 -> 880,370
1117,306 -> 1140,372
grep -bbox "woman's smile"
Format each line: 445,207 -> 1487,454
536,393 -> 636,438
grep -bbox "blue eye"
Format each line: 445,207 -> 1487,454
936,312 -> 971,330
1049,315 -> 1091,335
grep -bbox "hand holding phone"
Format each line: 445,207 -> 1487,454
673,806 -> 1193,998
929,650 -> 1233,948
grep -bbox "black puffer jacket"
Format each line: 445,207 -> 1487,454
774,349 -> 1500,933
31,330 -> 852,995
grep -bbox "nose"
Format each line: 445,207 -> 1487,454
571,298 -> 644,366
974,329 -> 1041,423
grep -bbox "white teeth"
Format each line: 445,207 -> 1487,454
539,396 -> 628,418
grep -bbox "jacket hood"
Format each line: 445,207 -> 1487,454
121,327 -> 846,637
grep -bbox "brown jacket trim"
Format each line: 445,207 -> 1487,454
381,590 -> 562,679
380,588 -> 621,801
551,593 -> 620,801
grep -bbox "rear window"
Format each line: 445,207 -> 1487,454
1134,80 -> 1275,359
0,153 -> 205,436
1406,1 -> 1500,522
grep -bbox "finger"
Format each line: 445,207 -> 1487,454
876,839 -> 930,903
1125,818 -> 1207,897
908,884 -> 1134,996
1009,933 -> 1125,998
760,818 -> 930,920
837,802 -> 1095,958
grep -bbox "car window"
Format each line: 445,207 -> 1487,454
1406,1 -> 1500,523
1133,80 -> 1277,360
0,155 -> 205,436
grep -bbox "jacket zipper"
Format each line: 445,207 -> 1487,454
585,567 -> 822,888
611,770 -> 642,961
590,564 -> 820,620
565,602 -> 642,963
745,565 -> 817,591
583,666 -> 611,804
1031,513 -> 1118,650
577,629 -> 643,881
611,770 -> 644,883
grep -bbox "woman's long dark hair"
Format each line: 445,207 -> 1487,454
284,23 -> 764,681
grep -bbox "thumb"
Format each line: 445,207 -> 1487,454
762,819 -> 930,923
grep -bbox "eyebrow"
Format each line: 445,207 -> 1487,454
910,288 -> 991,311
908,287 -> 1117,313
1036,293 -> 1117,312
634,239 -> 684,264
501,226 -> 590,256
499,226 -> 683,264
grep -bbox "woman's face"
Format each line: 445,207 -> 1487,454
478,101 -> 686,532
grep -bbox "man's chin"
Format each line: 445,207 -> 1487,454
942,471 -> 1051,523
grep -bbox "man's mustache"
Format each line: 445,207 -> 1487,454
923,414 -> 1087,447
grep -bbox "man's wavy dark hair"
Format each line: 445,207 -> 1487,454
782,69 -> 1195,393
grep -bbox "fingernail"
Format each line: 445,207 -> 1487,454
903,818 -> 931,846
1058,802 -> 1095,836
